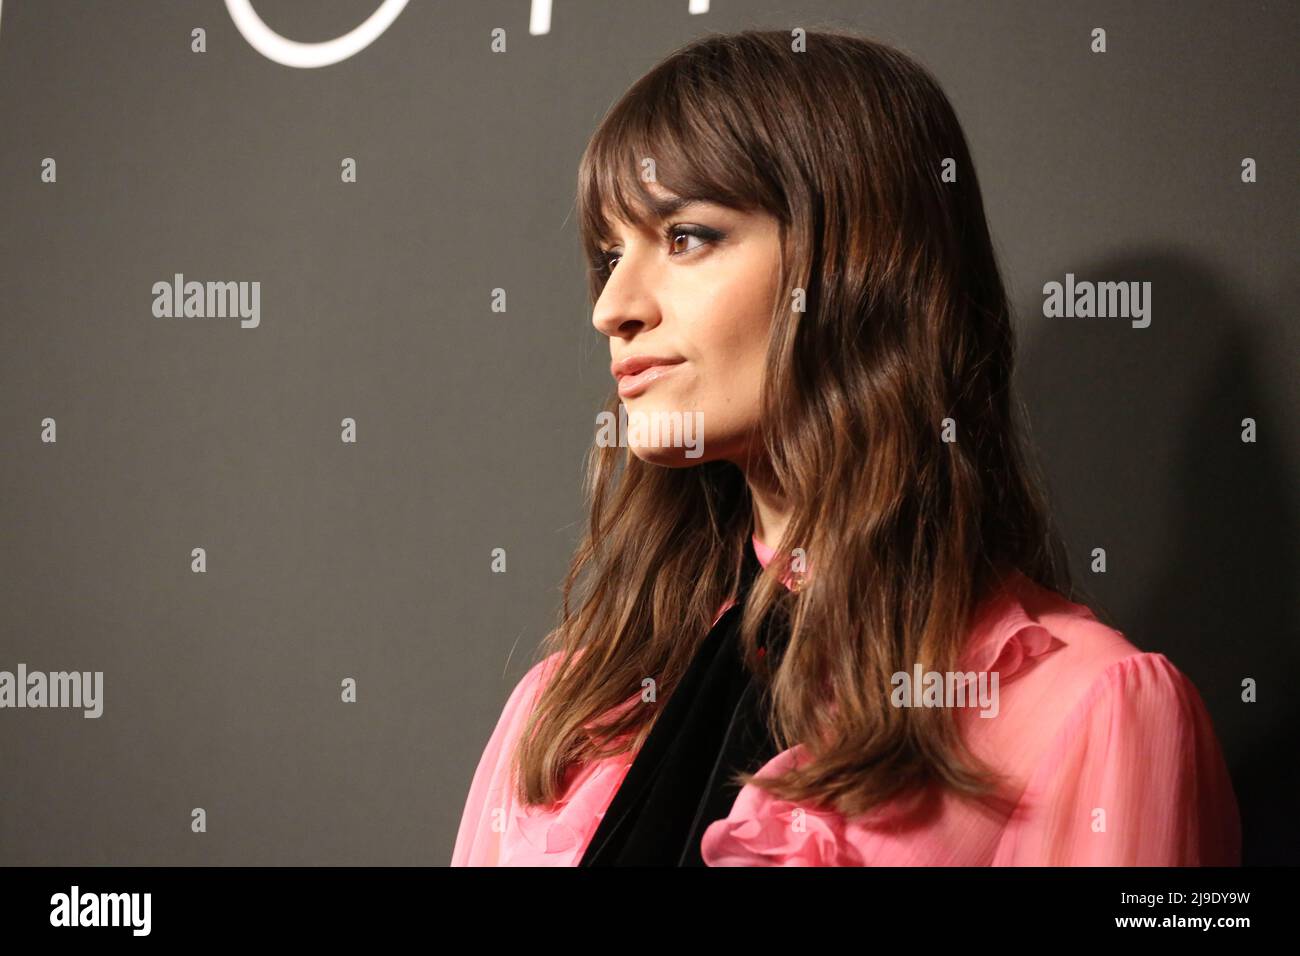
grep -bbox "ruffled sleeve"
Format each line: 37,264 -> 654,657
993,652 -> 1241,865
449,654 -> 556,866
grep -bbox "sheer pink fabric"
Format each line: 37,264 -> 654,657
451,537 -> 1241,866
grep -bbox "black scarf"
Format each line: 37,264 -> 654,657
579,537 -> 790,866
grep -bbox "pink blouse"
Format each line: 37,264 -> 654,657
451,536 -> 1242,866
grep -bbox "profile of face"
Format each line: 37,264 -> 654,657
591,182 -> 783,468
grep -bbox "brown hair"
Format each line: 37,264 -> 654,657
513,28 -> 1076,820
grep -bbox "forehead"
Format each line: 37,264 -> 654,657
599,183 -> 714,236
602,179 -> 671,218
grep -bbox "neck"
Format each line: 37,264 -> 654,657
740,454 -> 793,554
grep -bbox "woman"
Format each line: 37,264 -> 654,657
451,29 -> 1241,866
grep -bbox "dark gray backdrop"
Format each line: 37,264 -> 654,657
0,0 -> 1294,865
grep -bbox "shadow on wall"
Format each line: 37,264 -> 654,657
1014,250 -> 1298,866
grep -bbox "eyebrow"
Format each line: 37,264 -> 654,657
601,195 -> 714,242
646,195 -> 708,218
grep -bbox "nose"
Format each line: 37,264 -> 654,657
590,247 -> 662,341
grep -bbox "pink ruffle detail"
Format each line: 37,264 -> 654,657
699,570 -> 1065,866
700,746 -> 866,866
959,570 -> 1060,679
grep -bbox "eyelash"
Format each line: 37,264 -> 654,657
595,223 -> 724,275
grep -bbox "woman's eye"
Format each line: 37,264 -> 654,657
669,230 -> 704,255
598,225 -> 720,274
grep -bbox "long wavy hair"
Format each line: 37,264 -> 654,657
513,28 -> 1076,820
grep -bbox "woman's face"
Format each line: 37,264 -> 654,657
591,183 -> 783,467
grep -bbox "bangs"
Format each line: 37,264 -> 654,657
578,117 -> 668,248
576,47 -> 782,291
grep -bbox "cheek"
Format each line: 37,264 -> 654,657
685,274 -> 773,371
679,283 -> 771,416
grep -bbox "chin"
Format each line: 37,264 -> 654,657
627,444 -> 710,468
614,397 -> 710,467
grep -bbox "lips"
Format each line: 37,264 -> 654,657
611,355 -> 685,398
